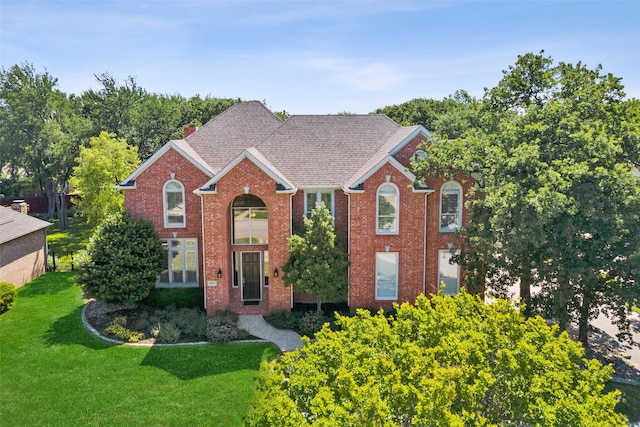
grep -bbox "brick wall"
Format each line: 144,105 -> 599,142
123,147 -> 211,287
201,157 -> 292,315
0,230 -> 47,287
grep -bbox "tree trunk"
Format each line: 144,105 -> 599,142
56,192 -> 68,231
45,179 -> 57,218
520,270 -> 532,317
316,295 -> 322,313
578,290 -> 591,348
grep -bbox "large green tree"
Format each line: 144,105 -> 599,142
282,203 -> 349,312
246,292 -> 625,426
0,63 -> 90,228
414,52 -> 640,346
70,131 -> 140,226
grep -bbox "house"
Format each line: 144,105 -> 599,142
119,101 -> 469,315
0,202 -> 51,287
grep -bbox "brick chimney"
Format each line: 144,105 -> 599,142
11,200 -> 29,214
183,125 -> 199,138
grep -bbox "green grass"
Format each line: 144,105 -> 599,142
606,382 -> 640,421
0,272 -> 278,426
46,216 -> 94,271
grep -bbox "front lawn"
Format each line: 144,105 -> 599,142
0,273 -> 277,426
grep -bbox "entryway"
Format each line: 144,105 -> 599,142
240,252 -> 262,303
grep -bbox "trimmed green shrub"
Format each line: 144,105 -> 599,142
143,288 -> 204,309
266,310 -> 302,330
76,212 -> 163,304
0,282 -> 16,314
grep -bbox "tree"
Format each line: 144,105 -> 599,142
70,131 -> 140,226
0,63 -> 89,226
76,212 -> 164,304
414,52 -> 640,346
282,203 -> 349,312
246,292 -> 625,426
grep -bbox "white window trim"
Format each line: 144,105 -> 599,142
163,180 -> 186,228
304,189 -> 335,218
376,183 -> 399,235
439,181 -> 462,232
438,250 -> 460,295
157,238 -> 198,287
375,252 -> 398,300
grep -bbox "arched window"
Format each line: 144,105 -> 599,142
377,183 -> 398,234
232,194 -> 268,244
440,181 -> 462,232
163,180 -> 185,227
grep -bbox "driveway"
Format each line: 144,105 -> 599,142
591,310 -> 640,371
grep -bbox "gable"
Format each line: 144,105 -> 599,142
116,140 -> 214,190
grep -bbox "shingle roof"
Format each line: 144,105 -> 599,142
0,208 -> 50,244
172,101 -> 429,188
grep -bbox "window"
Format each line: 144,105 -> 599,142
376,252 -> 398,300
438,250 -> 460,295
232,194 -> 268,244
163,181 -> 185,228
377,183 -> 398,234
440,181 -> 462,232
305,190 -> 334,217
158,239 -> 198,286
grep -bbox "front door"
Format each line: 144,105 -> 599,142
241,252 -> 261,301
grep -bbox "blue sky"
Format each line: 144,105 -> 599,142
1,0 -> 639,114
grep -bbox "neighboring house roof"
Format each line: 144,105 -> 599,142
127,100 -> 431,191
0,208 -> 50,244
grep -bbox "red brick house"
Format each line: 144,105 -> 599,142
119,101 -> 469,315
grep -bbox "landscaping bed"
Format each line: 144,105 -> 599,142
85,299 -> 255,344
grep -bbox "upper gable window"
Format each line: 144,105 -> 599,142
305,190 -> 334,218
440,181 -> 462,232
377,183 -> 398,234
232,194 -> 268,244
164,180 -> 185,228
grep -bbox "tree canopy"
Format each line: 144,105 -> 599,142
282,202 -> 349,312
70,131 -> 140,226
413,51 -> 640,346
246,292 -> 625,426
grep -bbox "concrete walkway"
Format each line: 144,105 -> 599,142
238,315 -> 303,352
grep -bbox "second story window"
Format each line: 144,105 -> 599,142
440,181 -> 462,232
305,190 -> 334,217
164,180 -> 185,228
377,183 -> 398,234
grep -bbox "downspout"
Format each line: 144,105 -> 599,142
289,192 -> 294,309
423,193 -> 428,296
347,191 -> 351,308
199,193 -> 207,310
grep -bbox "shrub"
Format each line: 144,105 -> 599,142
151,322 -> 181,344
105,316 -> 144,343
206,310 -> 240,343
169,307 -> 207,339
143,288 -> 203,309
298,310 -> 327,337
75,212 -> 163,304
0,282 -> 16,314
265,310 -> 302,330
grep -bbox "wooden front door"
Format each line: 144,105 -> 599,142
241,252 -> 261,301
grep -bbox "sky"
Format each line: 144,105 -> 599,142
1,0 -> 639,115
